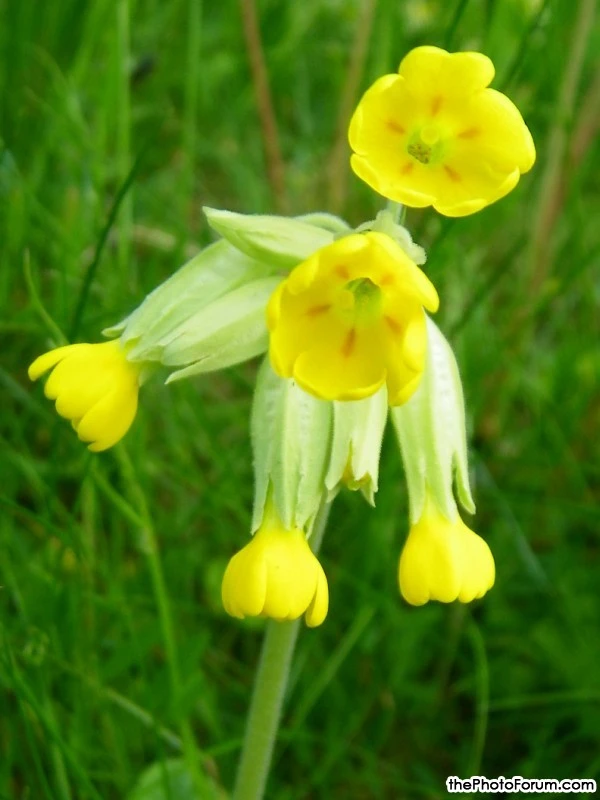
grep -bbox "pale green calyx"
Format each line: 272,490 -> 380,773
103,240 -> 279,380
364,209 -> 427,265
203,207 -> 335,270
325,386 -> 388,505
391,317 -> 475,524
252,359 -> 332,535
162,276 -> 281,382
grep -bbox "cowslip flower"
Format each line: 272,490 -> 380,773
399,496 -> 495,605
349,45 -> 536,216
392,318 -> 495,605
221,520 -> 329,627
223,360 -> 331,626
267,231 -> 438,405
29,340 -> 141,452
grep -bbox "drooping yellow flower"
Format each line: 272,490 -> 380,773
349,45 -> 536,217
399,497 -> 495,605
222,522 -> 329,627
29,340 -> 141,452
267,231 -> 438,405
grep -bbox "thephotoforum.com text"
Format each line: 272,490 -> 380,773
446,776 -> 597,794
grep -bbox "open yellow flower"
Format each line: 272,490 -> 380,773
349,45 -> 536,217
267,231 -> 438,405
222,522 -> 329,627
29,340 -> 141,452
399,497 -> 495,605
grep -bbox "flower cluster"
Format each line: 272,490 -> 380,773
30,46 -> 535,624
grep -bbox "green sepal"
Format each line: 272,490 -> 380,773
104,240 -> 276,357
203,207 -> 335,270
391,317 -> 475,524
251,358 -> 332,534
162,276 -> 281,382
325,386 -> 388,505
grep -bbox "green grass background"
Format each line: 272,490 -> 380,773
1,0 -> 599,797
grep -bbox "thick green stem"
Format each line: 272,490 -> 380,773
232,503 -> 330,800
232,619 -> 300,800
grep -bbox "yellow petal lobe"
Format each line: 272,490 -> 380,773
398,498 -> 495,606
28,340 -> 141,452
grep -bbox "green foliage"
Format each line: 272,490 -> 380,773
1,0 -> 599,797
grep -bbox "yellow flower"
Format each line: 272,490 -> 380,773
29,340 -> 141,452
222,523 -> 329,627
349,45 -> 535,217
399,498 -> 495,605
267,232 -> 438,405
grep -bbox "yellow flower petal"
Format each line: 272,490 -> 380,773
400,311 -> 427,372
221,524 -> 329,626
77,386 -> 139,452
29,340 -> 141,452
305,567 -> 329,628
398,498 -> 495,606
370,232 -> 439,311
28,344 -> 84,381
399,46 -> 494,97
292,326 -> 387,401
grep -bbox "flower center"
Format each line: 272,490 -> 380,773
407,125 -> 445,165
343,277 -> 382,322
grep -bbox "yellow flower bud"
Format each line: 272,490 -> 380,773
267,231 -> 438,405
221,522 -> 329,627
29,340 -> 141,452
399,498 -> 495,606
349,45 -> 535,216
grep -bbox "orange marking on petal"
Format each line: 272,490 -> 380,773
444,165 -> 461,183
458,127 -> 480,139
379,274 -> 395,287
386,120 -> 405,135
431,95 -> 442,116
341,328 -> 356,358
400,162 -> 414,175
306,303 -> 331,317
385,315 -> 402,334
335,265 -> 350,280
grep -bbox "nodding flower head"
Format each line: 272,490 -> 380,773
267,231 -> 438,406
29,340 -> 141,452
398,497 -> 495,606
221,521 -> 329,627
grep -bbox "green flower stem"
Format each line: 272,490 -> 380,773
385,200 -> 405,225
233,502 -> 331,800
